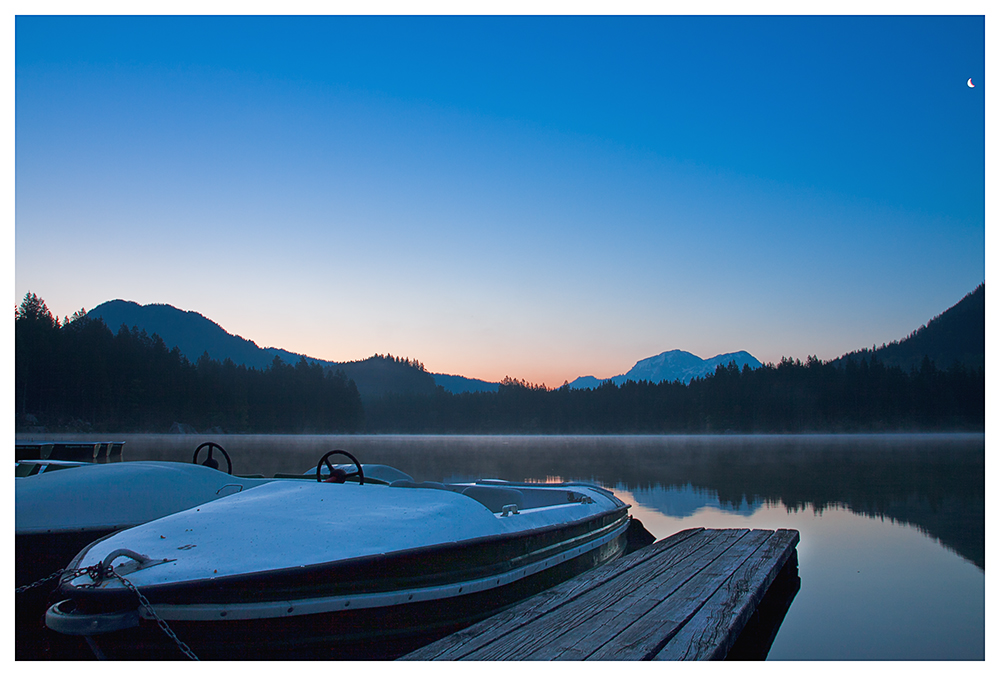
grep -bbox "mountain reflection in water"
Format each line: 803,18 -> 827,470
628,483 -> 763,518
602,434 -> 984,570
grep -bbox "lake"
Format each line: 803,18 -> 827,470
22,432 -> 985,660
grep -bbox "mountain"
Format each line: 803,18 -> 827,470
834,284 -> 984,371
88,300 -> 306,370
625,350 -> 762,383
567,375 -> 607,390
568,349 -> 763,389
86,300 -> 437,401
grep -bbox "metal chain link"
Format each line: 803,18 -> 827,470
16,565 -> 199,661
16,566 -> 93,594
108,570 -> 199,661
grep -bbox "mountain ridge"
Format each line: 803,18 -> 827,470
89,300 -> 308,370
833,284 -> 984,372
86,300 -> 437,401
86,283 -> 983,398
87,299 -> 760,394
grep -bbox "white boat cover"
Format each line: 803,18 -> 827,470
66,480 -> 624,587
16,461 -> 274,535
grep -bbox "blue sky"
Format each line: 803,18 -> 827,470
14,12 -> 986,385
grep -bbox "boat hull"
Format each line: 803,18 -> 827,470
55,523 -> 628,660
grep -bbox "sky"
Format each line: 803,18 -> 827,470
12,8 -> 987,386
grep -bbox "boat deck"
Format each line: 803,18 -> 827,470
401,527 -> 800,660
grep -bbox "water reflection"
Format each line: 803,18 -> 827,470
626,483 -> 761,518
596,434 -> 985,571
77,432 -> 981,570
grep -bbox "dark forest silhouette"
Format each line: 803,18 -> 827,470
15,291 -> 983,434
835,283 -> 984,371
15,293 -> 364,433
365,357 -> 983,433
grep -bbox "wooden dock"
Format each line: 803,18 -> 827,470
401,527 -> 800,661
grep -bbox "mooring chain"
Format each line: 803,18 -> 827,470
16,566 -> 199,661
16,566 -> 94,594
108,569 -> 199,661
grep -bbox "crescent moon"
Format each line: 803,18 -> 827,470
968,78 -> 975,87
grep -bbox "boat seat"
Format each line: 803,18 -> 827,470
460,485 -> 524,513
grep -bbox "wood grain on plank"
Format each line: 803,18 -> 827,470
521,529 -> 754,660
653,529 -> 800,660
401,528 -> 800,662
583,529 -> 774,660
465,529 -> 742,660
401,527 -> 705,660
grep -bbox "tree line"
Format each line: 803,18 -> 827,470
15,293 -> 983,434
365,357 -> 983,433
15,293 -> 364,433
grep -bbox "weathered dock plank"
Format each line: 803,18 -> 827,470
522,529 -> 756,661
654,528 -> 800,660
402,528 -> 706,661
582,528 -> 774,661
401,527 -> 799,661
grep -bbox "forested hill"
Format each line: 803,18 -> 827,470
834,284 -> 984,371
89,300 -> 295,370
334,355 -> 437,400
87,300 -> 435,400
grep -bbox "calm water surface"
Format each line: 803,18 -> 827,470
27,432 -> 984,660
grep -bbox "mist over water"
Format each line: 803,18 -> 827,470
20,432 -> 984,660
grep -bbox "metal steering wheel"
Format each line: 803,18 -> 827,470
192,442 -> 233,475
316,450 -> 364,485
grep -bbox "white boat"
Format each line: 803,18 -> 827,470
16,444 -> 274,589
16,445 -> 410,590
44,454 -> 632,660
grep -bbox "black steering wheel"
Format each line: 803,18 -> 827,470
316,450 -> 364,485
193,442 -> 233,475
